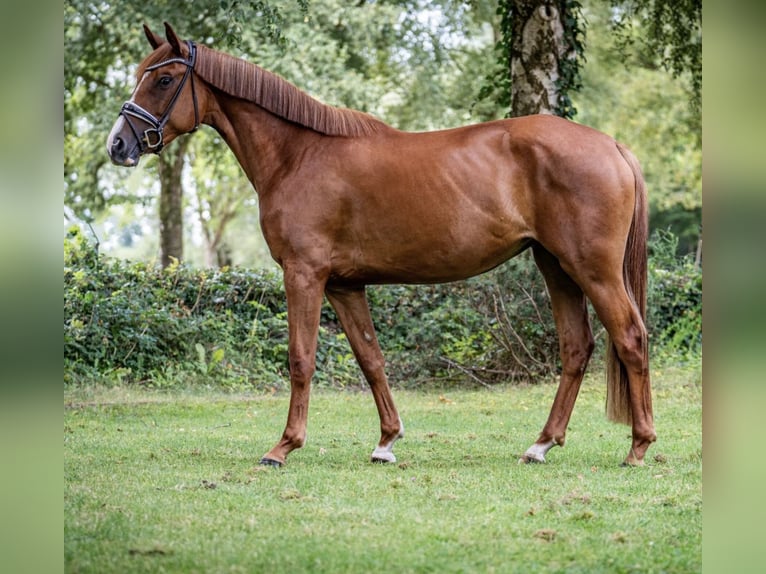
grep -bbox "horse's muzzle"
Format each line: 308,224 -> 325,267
108,136 -> 139,167
106,116 -> 141,167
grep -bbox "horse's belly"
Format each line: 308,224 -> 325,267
331,226 -> 532,285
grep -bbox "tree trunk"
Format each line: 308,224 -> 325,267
157,139 -> 190,267
508,0 -> 575,117
194,183 -> 240,268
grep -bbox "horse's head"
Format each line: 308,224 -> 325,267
107,23 -> 201,166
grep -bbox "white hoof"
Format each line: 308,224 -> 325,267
371,447 -> 397,463
519,439 -> 557,464
370,418 -> 404,463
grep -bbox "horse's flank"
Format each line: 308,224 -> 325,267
195,45 -> 384,138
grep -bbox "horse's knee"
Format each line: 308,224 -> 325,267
561,333 -> 595,377
289,355 -> 316,383
360,355 -> 386,380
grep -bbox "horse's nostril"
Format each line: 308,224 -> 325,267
111,136 -> 125,154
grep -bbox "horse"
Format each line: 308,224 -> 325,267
107,23 -> 656,467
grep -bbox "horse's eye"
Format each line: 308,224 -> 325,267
158,76 -> 173,89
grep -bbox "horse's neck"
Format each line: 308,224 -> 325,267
205,93 -> 309,195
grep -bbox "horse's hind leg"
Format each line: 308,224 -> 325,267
521,245 -> 595,463
325,286 -> 404,463
583,277 -> 656,465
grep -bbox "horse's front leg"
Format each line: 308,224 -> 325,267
259,264 -> 327,467
325,286 -> 404,463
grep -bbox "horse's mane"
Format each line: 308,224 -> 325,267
195,45 -> 384,137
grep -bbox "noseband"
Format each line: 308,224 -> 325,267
119,41 -> 199,154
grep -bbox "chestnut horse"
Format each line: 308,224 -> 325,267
107,24 -> 655,467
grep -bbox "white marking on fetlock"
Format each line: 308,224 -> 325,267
371,418 -> 404,463
520,439 -> 558,464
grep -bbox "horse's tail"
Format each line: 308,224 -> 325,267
606,142 -> 649,425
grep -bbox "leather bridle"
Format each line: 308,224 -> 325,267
119,40 -> 199,154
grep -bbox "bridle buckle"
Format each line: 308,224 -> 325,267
143,128 -> 163,150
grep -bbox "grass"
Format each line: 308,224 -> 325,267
65,365 -> 701,573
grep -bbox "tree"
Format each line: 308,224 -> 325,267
610,0 -> 701,121
508,0 -> 584,117
479,0 -> 584,119
189,131 -> 250,268
485,0 -> 700,120
157,139 -> 190,267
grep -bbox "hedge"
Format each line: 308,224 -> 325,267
64,226 -> 701,390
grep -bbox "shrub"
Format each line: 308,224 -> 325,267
647,229 -> 702,361
65,226 -> 701,389
366,253 -> 561,387
65,226 -> 289,389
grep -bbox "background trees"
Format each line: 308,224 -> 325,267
65,0 -> 701,265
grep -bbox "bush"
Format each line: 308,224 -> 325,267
65,226 -> 701,389
367,253 -> 561,387
65,226 -> 289,389
647,229 -> 703,361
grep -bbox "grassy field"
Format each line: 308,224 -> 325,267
65,366 -> 701,573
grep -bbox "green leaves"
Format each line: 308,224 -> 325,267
64,228 -> 289,388
647,230 -> 702,360
609,0 -> 701,115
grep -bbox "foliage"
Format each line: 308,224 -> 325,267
610,0 -> 702,119
65,225 -> 290,390
475,0 -> 513,115
66,227 -> 701,389
368,254 -> 561,387
647,229 -> 702,361
556,0 -> 587,119
65,375 -> 702,573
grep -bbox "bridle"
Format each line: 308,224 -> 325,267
119,40 -> 199,154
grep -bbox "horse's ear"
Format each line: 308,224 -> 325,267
143,24 -> 164,49
164,22 -> 183,56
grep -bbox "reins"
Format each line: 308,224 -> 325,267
119,40 -> 199,154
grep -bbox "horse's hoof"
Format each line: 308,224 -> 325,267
519,440 -> 556,464
518,454 -> 545,464
371,454 -> 396,464
259,457 -> 283,467
370,448 -> 397,464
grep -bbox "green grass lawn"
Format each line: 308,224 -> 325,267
65,366 -> 701,573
